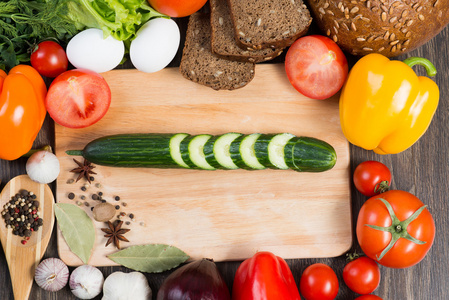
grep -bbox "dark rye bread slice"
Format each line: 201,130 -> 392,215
227,0 -> 312,50
210,0 -> 284,63
180,13 -> 255,91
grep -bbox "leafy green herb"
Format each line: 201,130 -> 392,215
108,244 -> 189,273
0,0 -> 79,71
54,203 -> 95,264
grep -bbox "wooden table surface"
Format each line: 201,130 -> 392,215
1,15 -> 448,300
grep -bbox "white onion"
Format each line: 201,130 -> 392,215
102,271 -> 152,300
34,258 -> 69,292
70,265 -> 104,299
26,150 -> 60,184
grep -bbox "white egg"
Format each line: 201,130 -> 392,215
67,28 -> 125,73
130,18 -> 180,73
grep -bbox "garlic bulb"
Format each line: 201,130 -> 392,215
26,150 -> 60,184
70,265 -> 104,299
34,258 -> 69,292
102,272 -> 152,300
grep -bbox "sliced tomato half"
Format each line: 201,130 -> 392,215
285,35 -> 348,100
45,69 -> 111,128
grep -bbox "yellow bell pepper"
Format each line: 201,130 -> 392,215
339,53 -> 439,154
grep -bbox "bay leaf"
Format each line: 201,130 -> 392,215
108,244 -> 189,273
54,203 -> 95,264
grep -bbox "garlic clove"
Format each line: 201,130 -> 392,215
102,271 -> 152,300
34,258 -> 69,292
70,265 -> 104,299
26,150 -> 60,184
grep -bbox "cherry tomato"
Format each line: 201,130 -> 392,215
353,161 -> 392,196
300,263 -> 339,300
357,190 -> 435,268
45,69 -> 111,128
30,41 -> 68,78
343,256 -> 380,295
148,0 -> 208,17
355,295 -> 383,300
285,35 -> 348,100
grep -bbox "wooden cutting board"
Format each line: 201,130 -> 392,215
55,64 -> 352,266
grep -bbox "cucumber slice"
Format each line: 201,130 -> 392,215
254,134 -> 277,168
170,133 -> 190,168
205,133 -> 242,169
181,134 -> 215,170
230,134 -> 265,170
268,133 -> 296,169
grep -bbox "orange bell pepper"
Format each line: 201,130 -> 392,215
0,65 -> 47,160
339,54 -> 439,154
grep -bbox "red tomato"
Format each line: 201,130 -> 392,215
355,295 -> 383,300
148,0 -> 208,17
30,41 -> 68,78
356,190 -> 435,268
45,69 -> 111,128
285,35 -> 348,100
353,161 -> 392,197
300,263 -> 339,300
343,256 -> 380,295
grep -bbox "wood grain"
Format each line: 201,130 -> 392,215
54,64 -> 351,266
0,175 -> 54,300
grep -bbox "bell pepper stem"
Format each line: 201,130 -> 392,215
403,57 -> 437,77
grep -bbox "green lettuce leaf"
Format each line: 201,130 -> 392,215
66,0 -> 167,41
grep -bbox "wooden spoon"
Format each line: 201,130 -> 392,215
0,175 -> 54,300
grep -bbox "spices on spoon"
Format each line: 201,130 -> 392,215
1,189 -> 43,244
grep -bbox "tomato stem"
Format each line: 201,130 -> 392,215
365,198 -> 428,261
374,180 -> 390,194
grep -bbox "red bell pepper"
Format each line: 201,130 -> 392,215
232,251 -> 300,300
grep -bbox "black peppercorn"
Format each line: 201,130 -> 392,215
115,196 -> 120,201
68,192 -> 75,200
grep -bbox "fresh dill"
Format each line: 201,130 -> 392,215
0,0 -> 78,71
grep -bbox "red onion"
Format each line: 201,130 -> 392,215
157,259 -> 230,300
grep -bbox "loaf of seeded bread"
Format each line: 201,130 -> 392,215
227,0 -> 312,50
180,13 -> 255,91
210,0 -> 284,63
308,0 -> 449,57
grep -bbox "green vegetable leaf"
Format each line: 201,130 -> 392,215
108,244 -> 189,273
65,0 -> 167,41
54,203 -> 95,264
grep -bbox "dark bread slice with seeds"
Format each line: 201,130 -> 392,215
210,0 -> 284,63
180,13 -> 255,91
227,0 -> 312,50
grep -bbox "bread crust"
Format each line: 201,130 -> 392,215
307,0 -> 449,57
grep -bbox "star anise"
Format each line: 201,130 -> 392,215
101,221 -> 130,249
70,158 -> 97,183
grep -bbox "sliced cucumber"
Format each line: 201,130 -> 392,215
230,134 -> 265,170
268,133 -> 296,169
170,133 -> 190,168
254,134 -> 277,168
181,134 -> 215,170
205,133 -> 242,169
